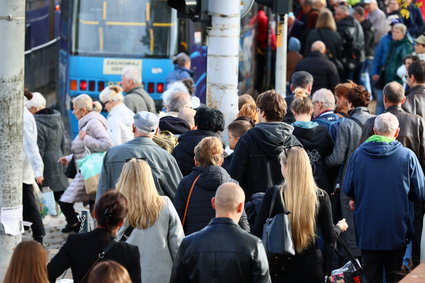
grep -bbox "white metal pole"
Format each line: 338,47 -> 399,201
275,14 -> 288,97
206,0 -> 240,129
0,1 -> 25,277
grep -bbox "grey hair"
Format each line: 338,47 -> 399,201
393,23 -> 407,35
291,71 -> 314,89
122,66 -> 141,85
337,5 -> 350,15
374,112 -> 399,135
163,83 -> 191,112
99,85 -> 124,103
312,88 -> 335,109
25,92 -> 46,111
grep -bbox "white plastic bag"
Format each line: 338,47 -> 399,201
41,188 -> 58,216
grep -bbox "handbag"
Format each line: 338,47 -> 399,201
64,156 -> 77,179
77,147 -> 105,195
328,235 -> 363,283
262,186 -> 295,275
374,68 -> 386,90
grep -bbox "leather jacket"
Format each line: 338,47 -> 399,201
170,218 -> 271,283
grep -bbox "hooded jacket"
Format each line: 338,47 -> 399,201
293,122 -> 335,193
34,108 -> 69,192
228,122 -> 301,200
336,15 -> 366,64
343,139 -> 425,250
173,166 -> 249,235
384,36 -> 413,84
172,130 -> 219,176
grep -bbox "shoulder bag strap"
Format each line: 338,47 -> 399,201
80,239 -> 118,282
182,174 -> 201,226
350,116 -> 364,128
268,186 -> 279,218
119,226 -> 135,242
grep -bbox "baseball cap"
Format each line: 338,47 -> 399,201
416,34 -> 425,45
134,111 -> 159,132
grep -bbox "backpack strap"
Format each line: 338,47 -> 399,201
268,186 -> 279,218
350,116 -> 363,128
182,174 -> 201,226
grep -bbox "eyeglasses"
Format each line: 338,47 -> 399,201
256,107 -> 261,112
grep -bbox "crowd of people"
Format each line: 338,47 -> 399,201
10,1 -> 425,282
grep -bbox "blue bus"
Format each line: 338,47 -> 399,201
58,0 -> 178,137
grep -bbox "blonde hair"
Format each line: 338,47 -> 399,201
291,88 -> 313,115
88,260 -> 131,283
116,159 -> 164,229
99,85 -> 124,104
316,9 -> 336,32
279,147 -> 318,253
194,137 -> 224,166
237,103 -> 258,123
73,94 -> 102,113
3,241 -> 48,283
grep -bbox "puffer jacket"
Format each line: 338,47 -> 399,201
60,111 -> 112,203
34,108 -> 69,192
173,166 -> 249,235
106,103 -> 134,146
172,130 -> 219,176
229,122 -> 301,200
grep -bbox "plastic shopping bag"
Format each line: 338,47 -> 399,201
41,188 -> 58,216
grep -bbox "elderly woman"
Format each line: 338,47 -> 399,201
173,137 -> 249,235
99,85 -> 134,146
58,94 -> 112,233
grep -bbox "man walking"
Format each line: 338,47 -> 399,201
170,182 -> 271,283
404,60 -> 425,118
96,111 -> 182,201
343,113 -> 425,283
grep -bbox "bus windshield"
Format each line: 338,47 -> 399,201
73,0 -> 177,58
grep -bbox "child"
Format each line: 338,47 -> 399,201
222,120 -> 253,171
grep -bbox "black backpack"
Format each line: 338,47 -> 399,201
341,25 -> 362,72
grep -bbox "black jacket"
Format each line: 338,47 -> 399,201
294,51 -> 340,93
172,130 -> 218,176
170,218 -> 271,283
47,229 -> 141,283
361,19 -> 375,58
293,124 -> 336,193
403,85 -> 425,119
336,16 -> 365,64
173,166 -> 249,235
229,122 -> 301,200
360,106 -> 425,171
304,28 -> 342,62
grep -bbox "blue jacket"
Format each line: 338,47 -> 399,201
343,139 -> 425,250
166,65 -> 194,86
371,34 -> 392,76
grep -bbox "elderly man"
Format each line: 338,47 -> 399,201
311,88 -> 345,142
170,182 -> 271,283
414,35 -> 425,60
294,41 -> 340,93
363,0 -> 386,45
343,112 -> 425,283
121,66 -> 156,114
284,71 -> 314,124
96,111 -> 182,201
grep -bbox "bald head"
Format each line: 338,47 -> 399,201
383,82 -> 405,105
212,183 -> 245,221
178,108 -> 196,129
311,41 -> 326,53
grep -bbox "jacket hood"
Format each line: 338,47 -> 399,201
293,124 -> 328,147
361,140 -> 402,158
34,108 -> 62,130
191,166 -> 235,191
159,116 -> 190,134
248,122 -> 295,157
338,15 -> 355,28
79,111 -> 107,130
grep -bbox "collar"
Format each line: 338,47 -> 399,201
209,217 -> 239,226
385,105 -> 403,113
127,86 -> 143,93
315,109 -> 335,118
365,134 -> 395,143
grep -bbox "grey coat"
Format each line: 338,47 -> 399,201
123,86 -> 156,113
117,196 -> 184,283
34,109 -> 69,192
325,106 -> 374,257
96,137 -> 182,201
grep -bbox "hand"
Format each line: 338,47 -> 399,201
337,218 -> 348,232
372,74 -> 379,81
35,176 -> 44,185
58,157 -> 69,166
349,200 -> 356,211
79,130 -> 87,140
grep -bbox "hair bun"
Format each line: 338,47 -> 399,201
294,87 -> 308,99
